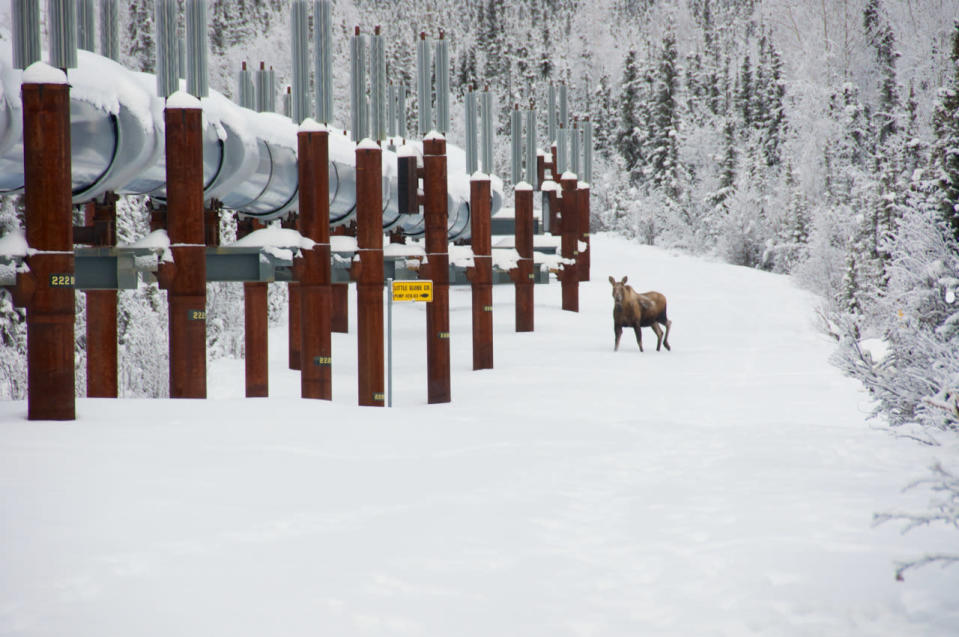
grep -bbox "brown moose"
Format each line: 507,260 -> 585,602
609,275 -> 672,352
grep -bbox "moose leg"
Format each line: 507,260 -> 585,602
633,324 -> 643,352
651,322 -> 664,351
614,324 -> 623,351
662,319 -> 672,351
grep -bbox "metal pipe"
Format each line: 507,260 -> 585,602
23,74 -> 75,420
556,123 -> 567,174
255,62 -> 271,113
396,82 -> 407,140
570,117 -> 580,177
370,26 -> 386,142
186,0 -> 209,98
465,87 -> 477,174
469,174 -> 492,370
356,142 -> 385,406
510,103 -> 521,185
423,136 -> 450,403
583,116 -> 593,183
164,100 -> 207,398
314,0 -> 333,124
525,100 -> 537,189
99,0 -> 118,61
77,0 -> 95,51
435,31 -> 449,135
155,0 -> 179,98
559,81 -> 568,133
12,0 -> 41,69
238,61 -> 254,109
387,81 -> 397,139
547,82 -> 556,143
47,0 -> 78,69
291,0 -> 310,123
298,126 -> 332,400
350,26 -> 368,141
416,32 -> 431,136
480,87 -> 493,175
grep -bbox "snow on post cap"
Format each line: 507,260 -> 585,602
561,170 -> 578,181
166,91 -> 202,109
298,118 -> 328,133
514,181 -> 533,191
22,62 -> 67,85
470,171 -> 490,182
397,144 -> 418,157
424,130 -> 446,141
356,138 -> 380,150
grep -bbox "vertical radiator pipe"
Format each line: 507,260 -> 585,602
465,86 -> 477,175
99,0 -> 118,61
12,0 -> 41,69
416,32 -> 431,136
314,0 -> 333,124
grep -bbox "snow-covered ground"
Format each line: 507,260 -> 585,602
2,233 -> 958,636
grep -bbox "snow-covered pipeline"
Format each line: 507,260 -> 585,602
0,46 -> 502,240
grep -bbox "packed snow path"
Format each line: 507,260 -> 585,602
2,233 -> 957,636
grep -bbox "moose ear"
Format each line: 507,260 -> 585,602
608,276 -> 615,285
621,276 -> 628,284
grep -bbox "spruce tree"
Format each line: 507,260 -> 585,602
616,49 -> 645,183
932,22 -> 959,241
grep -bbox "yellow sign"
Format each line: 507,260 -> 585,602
392,280 -> 433,302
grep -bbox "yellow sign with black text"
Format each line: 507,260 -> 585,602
392,280 -> 433,302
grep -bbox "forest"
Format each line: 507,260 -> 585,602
1,1 -> 958,512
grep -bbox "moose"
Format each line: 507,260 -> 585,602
609,275 -> 672,352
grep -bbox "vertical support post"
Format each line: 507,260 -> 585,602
164,97 -> 207,398
469,174 -> 492,370
298,124 -> 333,400
243,280 -> 268,396
560,173 -> 579,313
578,183 -> 590,282
513,185 -> 534,332
22,73 -> 75,420
288,283 -> 301,369
423,136 -> 450,404
84,195 -> 118,398
332,281 -> 349,333
238,218 -> 268,397
355,141 -> 385,406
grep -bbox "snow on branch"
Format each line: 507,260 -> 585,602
873,462 -> 959,580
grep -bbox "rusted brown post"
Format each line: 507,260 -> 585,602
331,283 -> 349,333
237,218 -> 268,397
83,196 -> 118,398
298,124 -> 333,400
423,136 -> 451,403
512,185 -> 534,332
331,226 -> 350,333
355,141 -> 385,406
468,174 -> 493,370
283,211 -> 302,370
164,96 -> 207,398
560,173 -> 579,313
578,184 -> 591,282
22,73 -> 75,420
